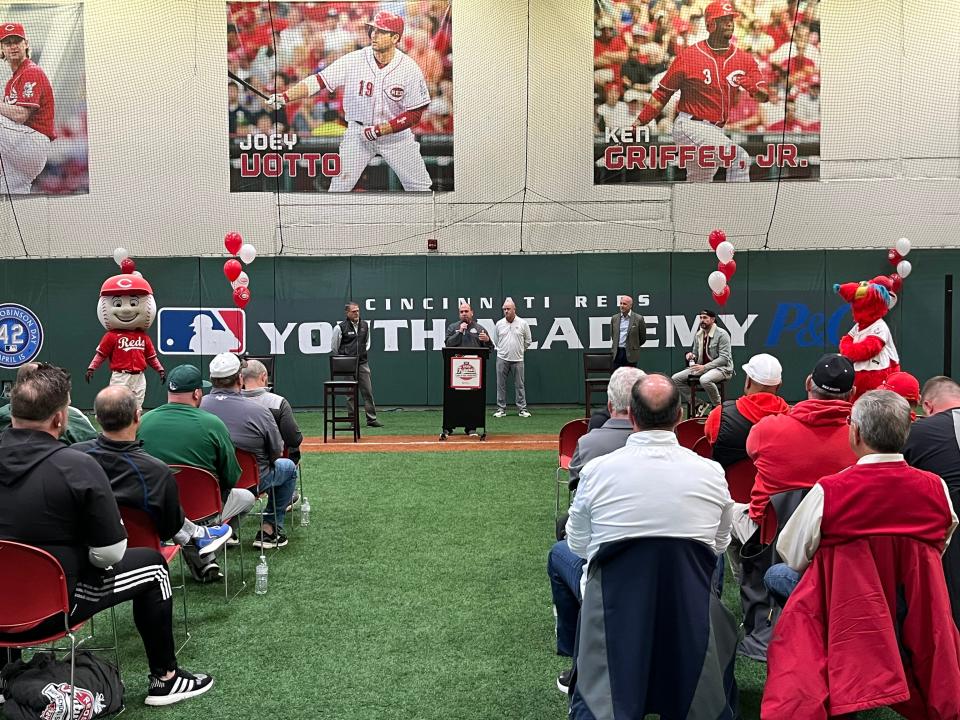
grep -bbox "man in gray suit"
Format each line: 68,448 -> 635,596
610,295 -> 647,369
568,366 -> 645,491
672,309 -> 734,414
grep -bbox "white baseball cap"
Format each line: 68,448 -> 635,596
209,352 -> 241,379
741,353 -> 782,386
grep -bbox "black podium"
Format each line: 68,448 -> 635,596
440,347 -> 489,440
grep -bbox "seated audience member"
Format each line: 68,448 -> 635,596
730,353 -> 857,661
763,390 -> 960,719
568,367 -> 645,489
240,359 -> 303,465
0,362 -> 98,444
200,353 -> 297,550
587,406 -> 610,431
138,364 -> 255,577
74,386 -> 232,558
0,364 -> 213,706
557,374 -> 732,694
904,375 -> 960,629
705,353 -> 789,468
671,310 -> 733,415
879,370 -> 921,420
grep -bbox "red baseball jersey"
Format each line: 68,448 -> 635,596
91,330 -> 162,373
3,59 -> 56,140
653,41 -> 766,126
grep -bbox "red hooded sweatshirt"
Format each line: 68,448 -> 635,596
746,398 -> 856,530
704,392 -> 790,444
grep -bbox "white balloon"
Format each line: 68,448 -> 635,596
230,271 -> 250,289
132,270 -> 143,278
238,243 -> 257,264
895,237 -> 911,257
896,260 -> 912,279
113,247 -> 128,266
707,271 -> 728,295
888,293 -> 898,309
715,241 -> 735,264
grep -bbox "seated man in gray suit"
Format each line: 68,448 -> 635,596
569,366 -> 646,491
672,309 -> 733,415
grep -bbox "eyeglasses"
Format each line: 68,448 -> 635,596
845,415 -> 856,426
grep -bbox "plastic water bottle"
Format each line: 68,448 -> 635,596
255,554 -> 268,595
300,496 -> 311,526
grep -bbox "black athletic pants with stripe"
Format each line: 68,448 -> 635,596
4,548 -> 176,677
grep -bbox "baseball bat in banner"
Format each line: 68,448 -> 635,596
228,71 -> 271,101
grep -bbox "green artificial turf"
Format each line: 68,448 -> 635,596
64,449 -> 898,720
294,406 -> 582,438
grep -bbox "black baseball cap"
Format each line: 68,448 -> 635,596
699,309 -> 717,318
811,353 -> 855,395
167,364 -> 212,393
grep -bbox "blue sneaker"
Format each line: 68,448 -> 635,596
194,525 -> 232,556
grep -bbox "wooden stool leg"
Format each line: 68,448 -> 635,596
323,387 -> 329,443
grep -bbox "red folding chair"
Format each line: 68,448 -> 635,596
0,541 -> 119,720
234,449 -> 261,496
118,507 -> 190,651
724,458 -> 757,505
170,465 -> 245,600
556,418 -> 590,518
675,418 -> 706,450
692,436 -> 713,459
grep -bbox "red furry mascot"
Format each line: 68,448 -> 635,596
834,275 -> 900,399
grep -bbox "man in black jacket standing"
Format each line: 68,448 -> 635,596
331,302 -> 382,427
444,303 -> 494,436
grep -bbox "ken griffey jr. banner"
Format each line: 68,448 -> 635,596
594,0 -> 820,184
227,1 -> 453,193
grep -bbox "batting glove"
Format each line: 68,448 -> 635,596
363,125 -> 382,142
266,92 -> 289,109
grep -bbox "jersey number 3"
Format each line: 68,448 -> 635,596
702,69 -> 712,85
358,80 -> 374,97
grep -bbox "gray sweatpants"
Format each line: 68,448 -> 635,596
345,361 -> 378,422
496,359 -> 526,412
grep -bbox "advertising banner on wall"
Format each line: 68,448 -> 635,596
0,3 -> 87,195
594,1 -> 820,184
227,1 -> 453,193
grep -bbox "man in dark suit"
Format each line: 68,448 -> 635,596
443,303 -> 494,436
610,295 -> 646,369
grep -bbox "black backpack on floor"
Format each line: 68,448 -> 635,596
1,650 -> 124,720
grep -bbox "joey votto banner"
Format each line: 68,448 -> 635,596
227,1 -> 453,193
594,1 -> 820,184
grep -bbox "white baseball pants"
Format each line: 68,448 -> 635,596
330,125 -> 432,192
0,115 -> 50,194
673,113 -> 751,182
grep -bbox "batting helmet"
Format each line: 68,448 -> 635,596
365,11 -> 404,40
704,1 -> 739,29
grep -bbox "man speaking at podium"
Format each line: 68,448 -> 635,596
444,303 -> 494,436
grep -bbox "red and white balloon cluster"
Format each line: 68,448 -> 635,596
222,232 -> 256,309
706,229 -> 736,307
112,247 -> 142,277
885,237 -> 913,294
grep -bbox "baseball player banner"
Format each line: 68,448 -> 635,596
594,0 -> 820,184
0,4 -> 88,195
227,1 -> 454,193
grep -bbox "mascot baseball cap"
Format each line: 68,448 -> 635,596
879,371 -> 920,404
99,274 -> 153,297
167,365 -> 211,393
0,23 -> 26,41
742,353 -> 782,386
811,353 -> 855,395
209,352 -> 242,379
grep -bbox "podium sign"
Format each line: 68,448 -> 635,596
449,355 -> 483,390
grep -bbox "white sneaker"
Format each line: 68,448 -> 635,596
518,410 -> 532,418
493,410 -> 507,418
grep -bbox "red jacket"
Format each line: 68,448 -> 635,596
746,398 -> 856,539
763,462 -> 960,719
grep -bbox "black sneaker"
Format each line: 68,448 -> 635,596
366,419 -> 383,427
252,529 -> 288,549
200,561 -> 223,583
557,668 -> 573,694
144,668 -> 213,706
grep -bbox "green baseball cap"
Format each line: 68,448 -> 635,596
167,364 -> 212,393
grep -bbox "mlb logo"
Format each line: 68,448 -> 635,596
157,308 -> 245,355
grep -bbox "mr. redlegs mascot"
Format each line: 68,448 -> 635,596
834,275 -> 900,399
85,274 -> 165,408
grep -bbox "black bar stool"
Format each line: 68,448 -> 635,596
324,355 -> 360,442
685,375 -> 727,418
583,353 -> 613,417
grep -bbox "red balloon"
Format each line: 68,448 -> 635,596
223,259 -> 242,282
887,248 -> 903,266
224,232 -> 243,256
708,229 -> 727,251
889,273 -> 903,293
120,258 -> 136,274
718,259 -> 737,280
713,286 -> 731,306
233,286 -> 251,309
